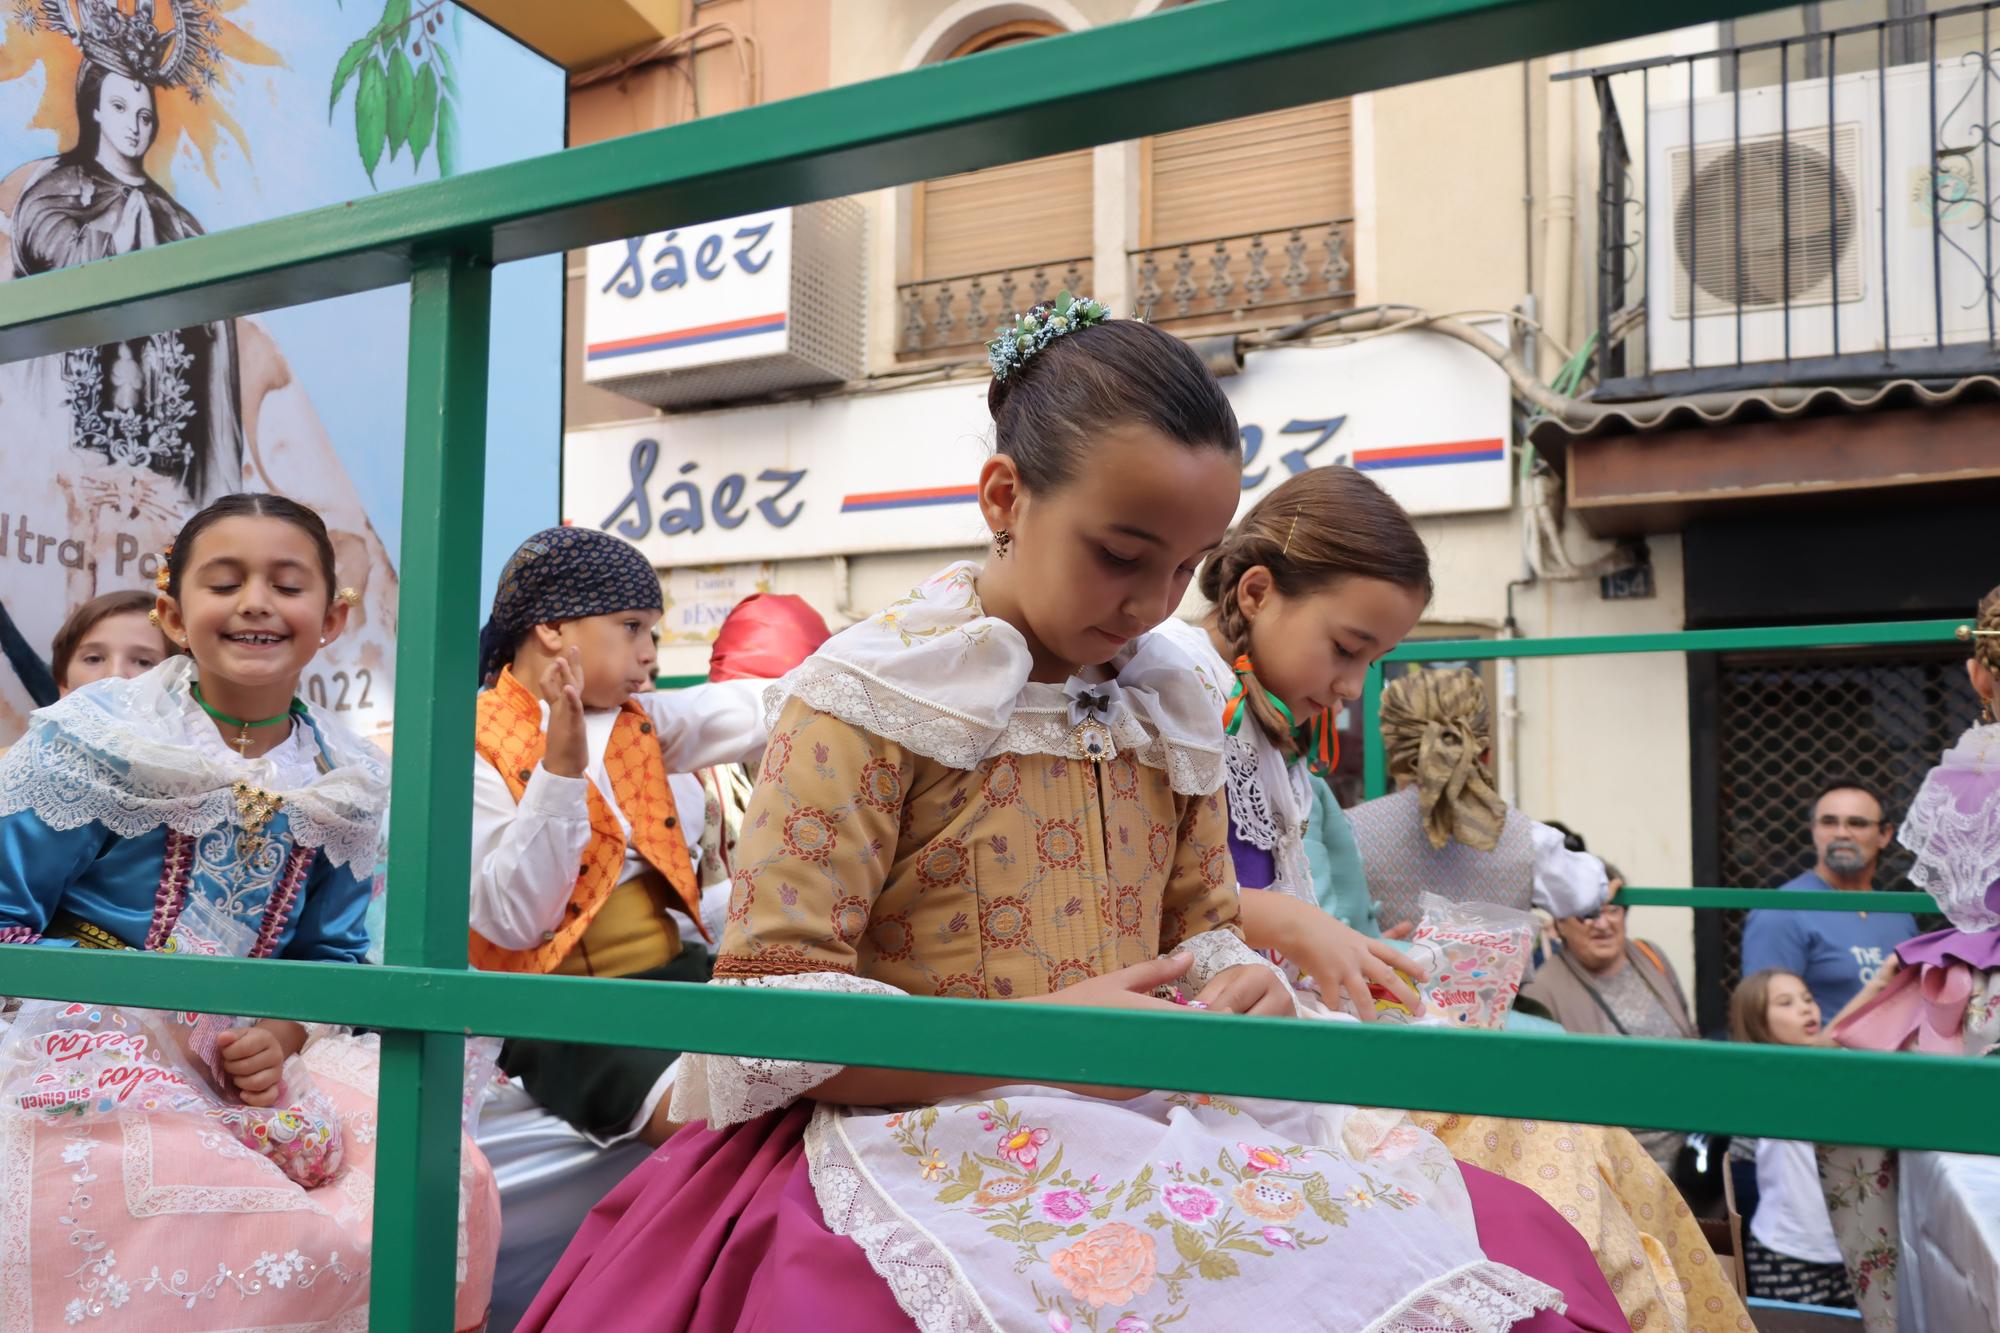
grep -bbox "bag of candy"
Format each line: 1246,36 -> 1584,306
0,894 -> 347,1189
1394,893 -> 1536,1029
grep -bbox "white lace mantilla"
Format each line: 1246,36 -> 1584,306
667,972 -> 906,1128
1899,722 -> 2000,933
0,657 -> 387,870
765,563 -> 1224,796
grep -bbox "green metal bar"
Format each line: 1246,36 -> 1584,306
369,252 -> 491,1331
2,947 -> 1994,1153
1384,617 -> 1965,662
1616,887 -> 1939,913
1362,663 -> 1387,799
0,0 -> 1791,363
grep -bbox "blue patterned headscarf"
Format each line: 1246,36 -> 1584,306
478,526 -> 663,684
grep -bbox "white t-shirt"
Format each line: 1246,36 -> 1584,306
1749,1138 -> 1843,1264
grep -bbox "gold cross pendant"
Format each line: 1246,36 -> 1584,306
233,728 -> 253,755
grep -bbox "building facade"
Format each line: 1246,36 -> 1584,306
527,0 -> 1998,1025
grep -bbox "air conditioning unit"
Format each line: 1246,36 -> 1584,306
1646,61 -> 1992,372
582,200 -> 866,408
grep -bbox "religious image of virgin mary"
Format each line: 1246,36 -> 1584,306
9,0 -> 242,503
0,0 -> 402,744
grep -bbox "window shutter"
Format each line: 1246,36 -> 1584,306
917,149 -> 1095,281
1145,100 -> 1352,247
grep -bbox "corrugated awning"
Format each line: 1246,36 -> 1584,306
1528,374 -> 2000,459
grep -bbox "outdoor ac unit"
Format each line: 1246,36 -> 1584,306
1646,61 -> 1992,372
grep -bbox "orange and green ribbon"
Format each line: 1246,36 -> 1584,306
1223,654 -> 1339,778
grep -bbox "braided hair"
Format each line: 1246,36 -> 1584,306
1976,583 -> 2000,684
1198,466 -> 1432,758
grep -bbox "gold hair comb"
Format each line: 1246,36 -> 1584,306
337,586 -> 361,606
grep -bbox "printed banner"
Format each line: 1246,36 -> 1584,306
0,1 -> 565,748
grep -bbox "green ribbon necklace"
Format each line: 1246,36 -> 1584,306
192,680 -> 306,756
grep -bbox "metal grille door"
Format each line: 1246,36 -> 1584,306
1711,647 -> 1979,997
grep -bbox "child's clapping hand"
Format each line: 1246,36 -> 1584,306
217,1020 -> 307,1107
541,646 -> 587,778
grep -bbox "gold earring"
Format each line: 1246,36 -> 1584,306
992,529 -> 1013,558
336,586 -> 360,606
1983,697 -> 1996,725
147,609 -> 161,626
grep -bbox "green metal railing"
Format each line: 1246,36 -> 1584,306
5,1 -> 1996,1326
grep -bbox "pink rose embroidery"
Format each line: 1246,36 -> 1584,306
1040,1189 -> 1090,1222
1047,1314 -> 1072,1332
1239,1143 -> 1289,1174
999,1125 -> 1052,1171
1114,1318 -> 1153,1333
1163,1183 -> 1219,1222
1049,1222 -> 1159,1308
1261,1226 -> 1297,1250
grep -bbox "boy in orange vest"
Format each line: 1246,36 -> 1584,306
470,526 -> 769,1145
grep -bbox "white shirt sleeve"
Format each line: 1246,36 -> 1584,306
640,679 -> 773,772
1527,820 -> 1610,919
468,758 -> 595,951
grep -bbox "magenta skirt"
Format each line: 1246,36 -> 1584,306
521,1104 -> 1631,1333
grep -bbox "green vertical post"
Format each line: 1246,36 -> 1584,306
1361,662 -> 1387,799
370,250 -> 491,1331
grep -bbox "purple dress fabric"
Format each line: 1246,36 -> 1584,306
520,1104 -> 1633,1333
1897,883 -> 2000,970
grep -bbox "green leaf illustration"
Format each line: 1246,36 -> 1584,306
1302,1176 -> 1348,1227
354,57 -> 387,184
1195,1251 -> 1240,1281
387,46 -> 415,160
378,0 -> 410,52
1171,1222 -> 1207,1264
1019,1222 -> 1065,1244
329,33 -> 376,119
437,97 -> 459,176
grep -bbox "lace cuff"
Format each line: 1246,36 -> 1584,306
668,972 -> 906,1128
1175,928 -> 1297,1011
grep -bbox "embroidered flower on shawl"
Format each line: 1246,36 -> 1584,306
1344,1186 -> 1377,1211
1163,1183 -> 1219,1222
1048,1221 -> 1158,1308
920,1151 -> 948,1182
974,1175 -> 1035,1206
998,1125 -> 1052,1171
1113,1317 -> 1153,1333
1239,1143 -> 1289,1174
1232,1177 -> 1305,1222
1261,1226 -> 1297,1250
1039,1188 -> 1091,1222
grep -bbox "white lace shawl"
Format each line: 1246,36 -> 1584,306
1900,722 -> 2000,934
766,562 -> 1224,797
1153,618 -> 1317,903
0,657 -> 388,871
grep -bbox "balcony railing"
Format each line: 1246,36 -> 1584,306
897,257 -> 1093,358
1566,1 -> 2000,399
1130,218 -> 1354,326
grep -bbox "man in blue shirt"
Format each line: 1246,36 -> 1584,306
1740,779 -> 1917,1019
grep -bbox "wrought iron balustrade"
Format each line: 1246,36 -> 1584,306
1130,218 -> 1354,325
1568,0 -> 2000,398
897,257 -> 1093,357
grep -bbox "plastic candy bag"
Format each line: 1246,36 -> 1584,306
0,894 -> 347,1189
1398,893 -> 1536,1029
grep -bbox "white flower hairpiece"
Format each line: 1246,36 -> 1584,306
986,290 -> 1110,382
